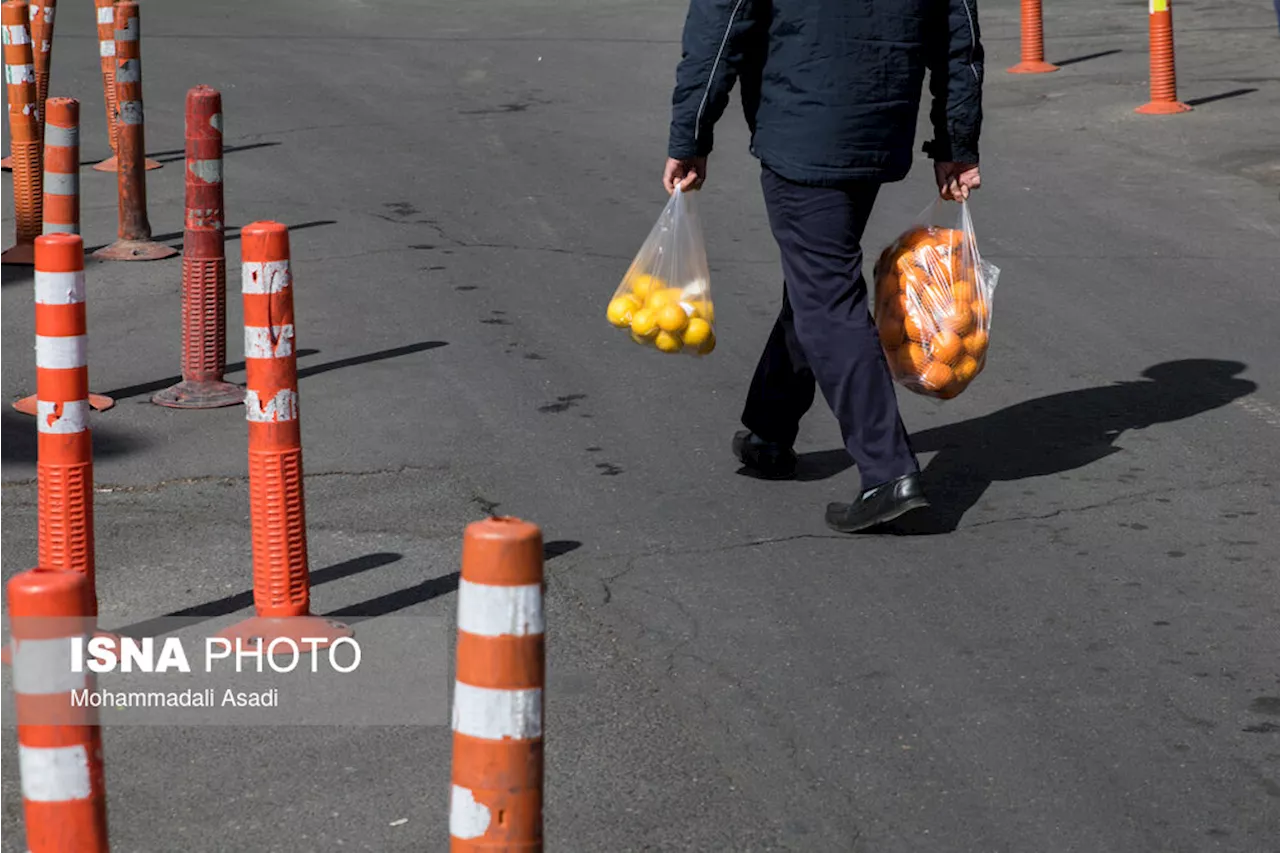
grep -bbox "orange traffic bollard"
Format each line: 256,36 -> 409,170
29,0 -> 53,142
30,234 -> 106,617
90,0 -> 156,172
2,0 -> 43,266
153,86 -> 244,409
213,222 -> 352,649
92,1 -> 174,261
449,517 -> 545,852
1136,0 -> 1191,114
1008,0 -> 1057,74
13,102 -> 116,417
41,97 -> 78,236
7,568 -> 111,852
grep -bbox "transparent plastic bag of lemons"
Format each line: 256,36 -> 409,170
606,186 -> 716,356
873,199 -> 1001,400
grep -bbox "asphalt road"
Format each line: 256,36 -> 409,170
3,0 -> 1279,850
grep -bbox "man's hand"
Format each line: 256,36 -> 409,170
664,157 -> 708,194
934,162 -> 981,202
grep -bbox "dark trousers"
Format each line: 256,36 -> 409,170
742,166 -> 919,488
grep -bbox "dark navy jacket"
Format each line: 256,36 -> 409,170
668,0 -> 985,185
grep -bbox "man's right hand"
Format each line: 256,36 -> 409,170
663,157 -> 708,194
934,162 -> 981,202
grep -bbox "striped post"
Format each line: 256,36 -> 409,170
1007,0 -> 1058,74
2,0 -> 42,266
8,568 -> 110,852
91,0 -> 156,172
153,86 -> 244,409
10,101 -> 116,417
1136,0 -> 1191,114
212,222 -> 352,650
450,517 -> 545,851
28,234 -> 105,619
28,0 -> 52,141
42,96 -> 76,235
92,1 -> 174,261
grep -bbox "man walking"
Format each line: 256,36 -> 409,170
665,0 -> 985,533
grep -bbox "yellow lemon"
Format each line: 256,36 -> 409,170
654,330 -> 683,353
630,331 -> 654,346
696,330 -> 716,355
656,303 -> 689,334
630,274 -> 665,303
646,288 -> 684,311
693,301 -> 715,324
606,295 -> 639,328
682,317 -> 712,348
630,307 -> 659,339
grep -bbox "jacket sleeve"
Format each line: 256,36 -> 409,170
923,0 -> 985,164
668,0 -> 761,160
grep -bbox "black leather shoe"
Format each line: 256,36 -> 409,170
825,472 -> 929,533
732,430 -> 797,480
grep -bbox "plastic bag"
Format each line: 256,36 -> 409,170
872,199 -> 1001,399
606,187 -> 716,356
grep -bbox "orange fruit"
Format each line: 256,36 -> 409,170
929,328 -> 963,364
903,310 -> 927,342
629,274 -> 663,303
963,329 -> 989,359
654,330 -> 683,353
630,307 -> 659,339
935,380 -> 965,400
940,302 -> 975,336
682,317 -> 713,349
656,303 -> 690,334
646,287 -> 684,311
952,279 -> 978,305
878,315 -> 905,349
896,343 -> 929,377
607,295 -> 640,328
920,361 -> 954,391
953,355 -> 980,384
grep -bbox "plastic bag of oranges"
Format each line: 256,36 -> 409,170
606,186 -> 716,356
873,200 -> 1001,399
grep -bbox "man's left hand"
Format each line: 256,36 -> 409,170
935,162 -> 981,201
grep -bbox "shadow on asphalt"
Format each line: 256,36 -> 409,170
887,359 -> 1259,535
323,539 -> 582,623
1,407 -> 152,466
98,349 -> 322,401
78,141 -> 284,167
83,220 -> 338,254
108,541 -> 582,635
1052,49 -> 1123,67
1186,88 -> 1258,107
109,552 -> 405,638
99,341 -> 447,402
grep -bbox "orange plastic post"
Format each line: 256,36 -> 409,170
7,569 -> 110,852
449,517 -> 545,852
2,0 -> 43,266
90,0 -> 156,172
12,104 -> 116,417
1008,0 -> 1058,74
28,0 -> 52,141
153,86 -> 244,409
212,222 -> 352,650
92,1 -> 175,261
1136,0 -> 1191,114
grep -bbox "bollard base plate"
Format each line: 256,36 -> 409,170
93,239 -> 180,262
212,615 -> 354,656
2,628 -> 118,666
152,380 -> 246,409
1007,60 -> 1059,74
14,393 -> 116,415
92,154 -> 163,172
1136,100 -> 1192,115
0,154 -> 10,171
1,242 -> 36,266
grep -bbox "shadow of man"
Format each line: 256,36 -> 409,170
889,359 -> 1257,534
